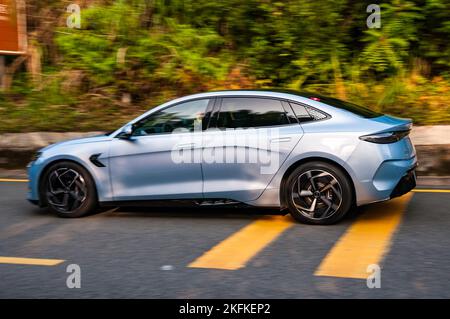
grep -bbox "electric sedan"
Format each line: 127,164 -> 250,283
27,90 -> 417,224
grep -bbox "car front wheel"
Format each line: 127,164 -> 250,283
285,161 -> 353,225
41,161 -> 97,218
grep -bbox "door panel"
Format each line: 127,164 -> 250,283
109,98 -> 211,201
202,97 -> 303,202
109,133 -> 203,200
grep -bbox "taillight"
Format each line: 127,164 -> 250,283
359,130 -> 410,144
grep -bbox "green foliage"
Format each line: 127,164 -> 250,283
361,1 -> 423,74
1,0 -> 450,132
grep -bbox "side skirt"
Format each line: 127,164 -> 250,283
99,198 -> 253,209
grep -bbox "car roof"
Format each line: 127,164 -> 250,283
176,90 -> 382,119
113,89 -> 363,136
178,89 -> 312,99
162,89 -> 327,107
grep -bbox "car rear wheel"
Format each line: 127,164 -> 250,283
41,161 -> 97,218
285,161 -> 353,225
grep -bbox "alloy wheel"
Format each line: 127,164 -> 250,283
291,169 -> 342,220
46,168 -> 87,213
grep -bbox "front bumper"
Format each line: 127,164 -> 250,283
27,160 -> 42,205
390,168 -> 416,199
28,199 -> 40,205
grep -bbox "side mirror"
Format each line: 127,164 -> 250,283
117,124 -> 133,139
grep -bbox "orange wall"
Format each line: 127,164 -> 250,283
0,0 -> 20,52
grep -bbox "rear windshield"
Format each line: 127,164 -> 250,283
264,89 -> 383,118
309,95 -> 382,118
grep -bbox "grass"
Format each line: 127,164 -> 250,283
1,74 -> 449,133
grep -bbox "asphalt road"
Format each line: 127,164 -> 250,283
1,181 -> 449,298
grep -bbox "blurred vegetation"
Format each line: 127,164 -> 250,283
0,0 -> 449,132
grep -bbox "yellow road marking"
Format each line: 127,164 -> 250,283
0,256 -> 65,266
0,178 -> 28,182
314,193 -> 413,279
412,189 -> 450,193
188,216 -> 294,270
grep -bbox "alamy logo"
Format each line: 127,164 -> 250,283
366,264 -> 381,288
67,4 -> 81,29
66,264 -> 81,288
170,127 -> 282,175
366,4 -> 381,29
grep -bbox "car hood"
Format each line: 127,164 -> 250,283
40,134 -> 112,152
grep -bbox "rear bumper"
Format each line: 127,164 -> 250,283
390,168 -> 416,199
353,155 -> 417,206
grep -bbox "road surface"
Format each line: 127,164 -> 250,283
0,180 -> 449,298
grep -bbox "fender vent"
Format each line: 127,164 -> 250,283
89,154 -> 106,167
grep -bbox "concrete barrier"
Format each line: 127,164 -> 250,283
0,132 -> 105,151
0,126 -> 448,150
410,125 -> 450,145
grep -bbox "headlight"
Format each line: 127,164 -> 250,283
30,151 -> 42,162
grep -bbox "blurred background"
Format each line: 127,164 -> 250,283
0,1 -> 450,299
0,0 -> 449,133
0,0 -> 449,176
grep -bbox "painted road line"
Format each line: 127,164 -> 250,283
0,256 -> 65,266
314,193 -> 413,279
412,189 -> 450,193
0,178 -> 28,182
188,216 -> 294,270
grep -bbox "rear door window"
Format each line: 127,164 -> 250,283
216,98 -> 289,128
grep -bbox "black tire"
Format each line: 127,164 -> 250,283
41,161 -> 97,218
285,161 -> 353,225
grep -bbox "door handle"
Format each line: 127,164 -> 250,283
270,137 -> 291,143
176,142 -> 196,149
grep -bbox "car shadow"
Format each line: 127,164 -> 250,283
96,205 -> 287,220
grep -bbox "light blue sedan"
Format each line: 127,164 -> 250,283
27,90 -> 417,224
